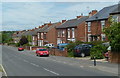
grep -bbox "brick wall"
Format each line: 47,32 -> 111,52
76,22 -> 86,42
49,48 -> 68,57
109,51 -> 120,63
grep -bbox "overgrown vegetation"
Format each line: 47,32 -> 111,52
19,36 -> 28,46
90,45 -> 107,59
66,40 -> 107,58
66,41 -> 83,57
104,21 -> 120,52
1,31 -> 15,43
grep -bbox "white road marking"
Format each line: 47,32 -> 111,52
30,63 -> 39,67
0,64 -> 8,77
23,60 -> 29,63
80,66 -> 84,68
43,68 -> 59,76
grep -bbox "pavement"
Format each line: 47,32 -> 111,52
2,45 -> 119,77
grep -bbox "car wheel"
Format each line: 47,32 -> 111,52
81,53 -> 85,57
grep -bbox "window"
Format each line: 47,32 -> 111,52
68,28 -> 70,38
88,34 -> 91,42
44,33 -> 46,39
72,28 -> 75,38
101,34 -> 106,41
101,20 -> 105,30
38,33 -> 40,39
41,33 -> 43,39
88,22 -> 91,32
33,36 -> 35,40
60,30 -> 62,37
58,31 -> 60,37
62,30 -> 65,37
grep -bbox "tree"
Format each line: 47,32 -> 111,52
19,36 -> 28,46
104,22 -> 120,52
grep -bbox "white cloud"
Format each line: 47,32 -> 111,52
1,0 -> 120,2
2,2 -> 118,31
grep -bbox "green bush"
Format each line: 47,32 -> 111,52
16,43 -> 20,47
66,41 -> 83,57
84,41 -> 105,46
7,42 -> 16,46
90,45 -> 107,59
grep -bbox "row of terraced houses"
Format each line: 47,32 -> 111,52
12,4 -> 120,47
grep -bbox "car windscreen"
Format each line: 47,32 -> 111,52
39,49 -> 47,51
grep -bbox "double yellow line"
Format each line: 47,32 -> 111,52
0,64 -> 8,77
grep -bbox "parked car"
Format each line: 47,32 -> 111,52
44,43 -> 54,48
74,44 -> 93,57
36,48 -> 49,57
57,43 -> 69,51
18,47 -> 24,51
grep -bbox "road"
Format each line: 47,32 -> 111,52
2,45 -> 118,77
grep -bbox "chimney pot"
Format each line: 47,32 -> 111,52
89,10 -> 97,17
62,20 -> 66,23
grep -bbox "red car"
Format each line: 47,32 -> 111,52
18,47 -> 24,51
36,48 -> 49,57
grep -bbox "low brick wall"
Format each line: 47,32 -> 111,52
49,48 -> 68,57
109,51 -> 120,63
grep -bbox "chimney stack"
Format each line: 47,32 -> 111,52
62,20 -> 66,23
89,10 -> 97,17
48,21 -> 52,26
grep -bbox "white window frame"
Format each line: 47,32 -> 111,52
33,36 -> 35,40
68,28 -> 70,38
72,28 -> 75,38
41,33 -> 43,39
88,34 -> 91,42
101,34 -> 106,41
38,33 -> 40,39
101,20 -> 105,30
58,30 -> 60,37
88,22 -> 91,32
62,30 -> 65,37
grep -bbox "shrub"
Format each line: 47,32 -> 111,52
66,41 -> 83,57
90,45 -> 107,59
16,43 -> 20,47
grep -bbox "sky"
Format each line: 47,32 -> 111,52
0,0 -> 119,31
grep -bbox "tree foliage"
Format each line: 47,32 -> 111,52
19,36 -> 28,46
104,21 -> 120,52
1,31 -> 15,43
90,45 -> 107,59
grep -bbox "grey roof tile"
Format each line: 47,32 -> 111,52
86,4 -> 118,22
56,16 -> 88,29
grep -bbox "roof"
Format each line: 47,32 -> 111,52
17,31 -> 27,37
110,4 -> 120,14
56,16 -> 88,29
43,22 -> 61,32
86,4 -> 118,22
37,22 -> 60,33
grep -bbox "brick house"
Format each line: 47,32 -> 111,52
86,4 -> 118,42
37,22 -> 61,46
12,30 -> 27,43
110,4 -> 120,22
56,16 -> 89,44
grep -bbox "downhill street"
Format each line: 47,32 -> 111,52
2,45 -> 118,77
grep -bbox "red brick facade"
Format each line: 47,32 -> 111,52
86,19 -> 110,42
